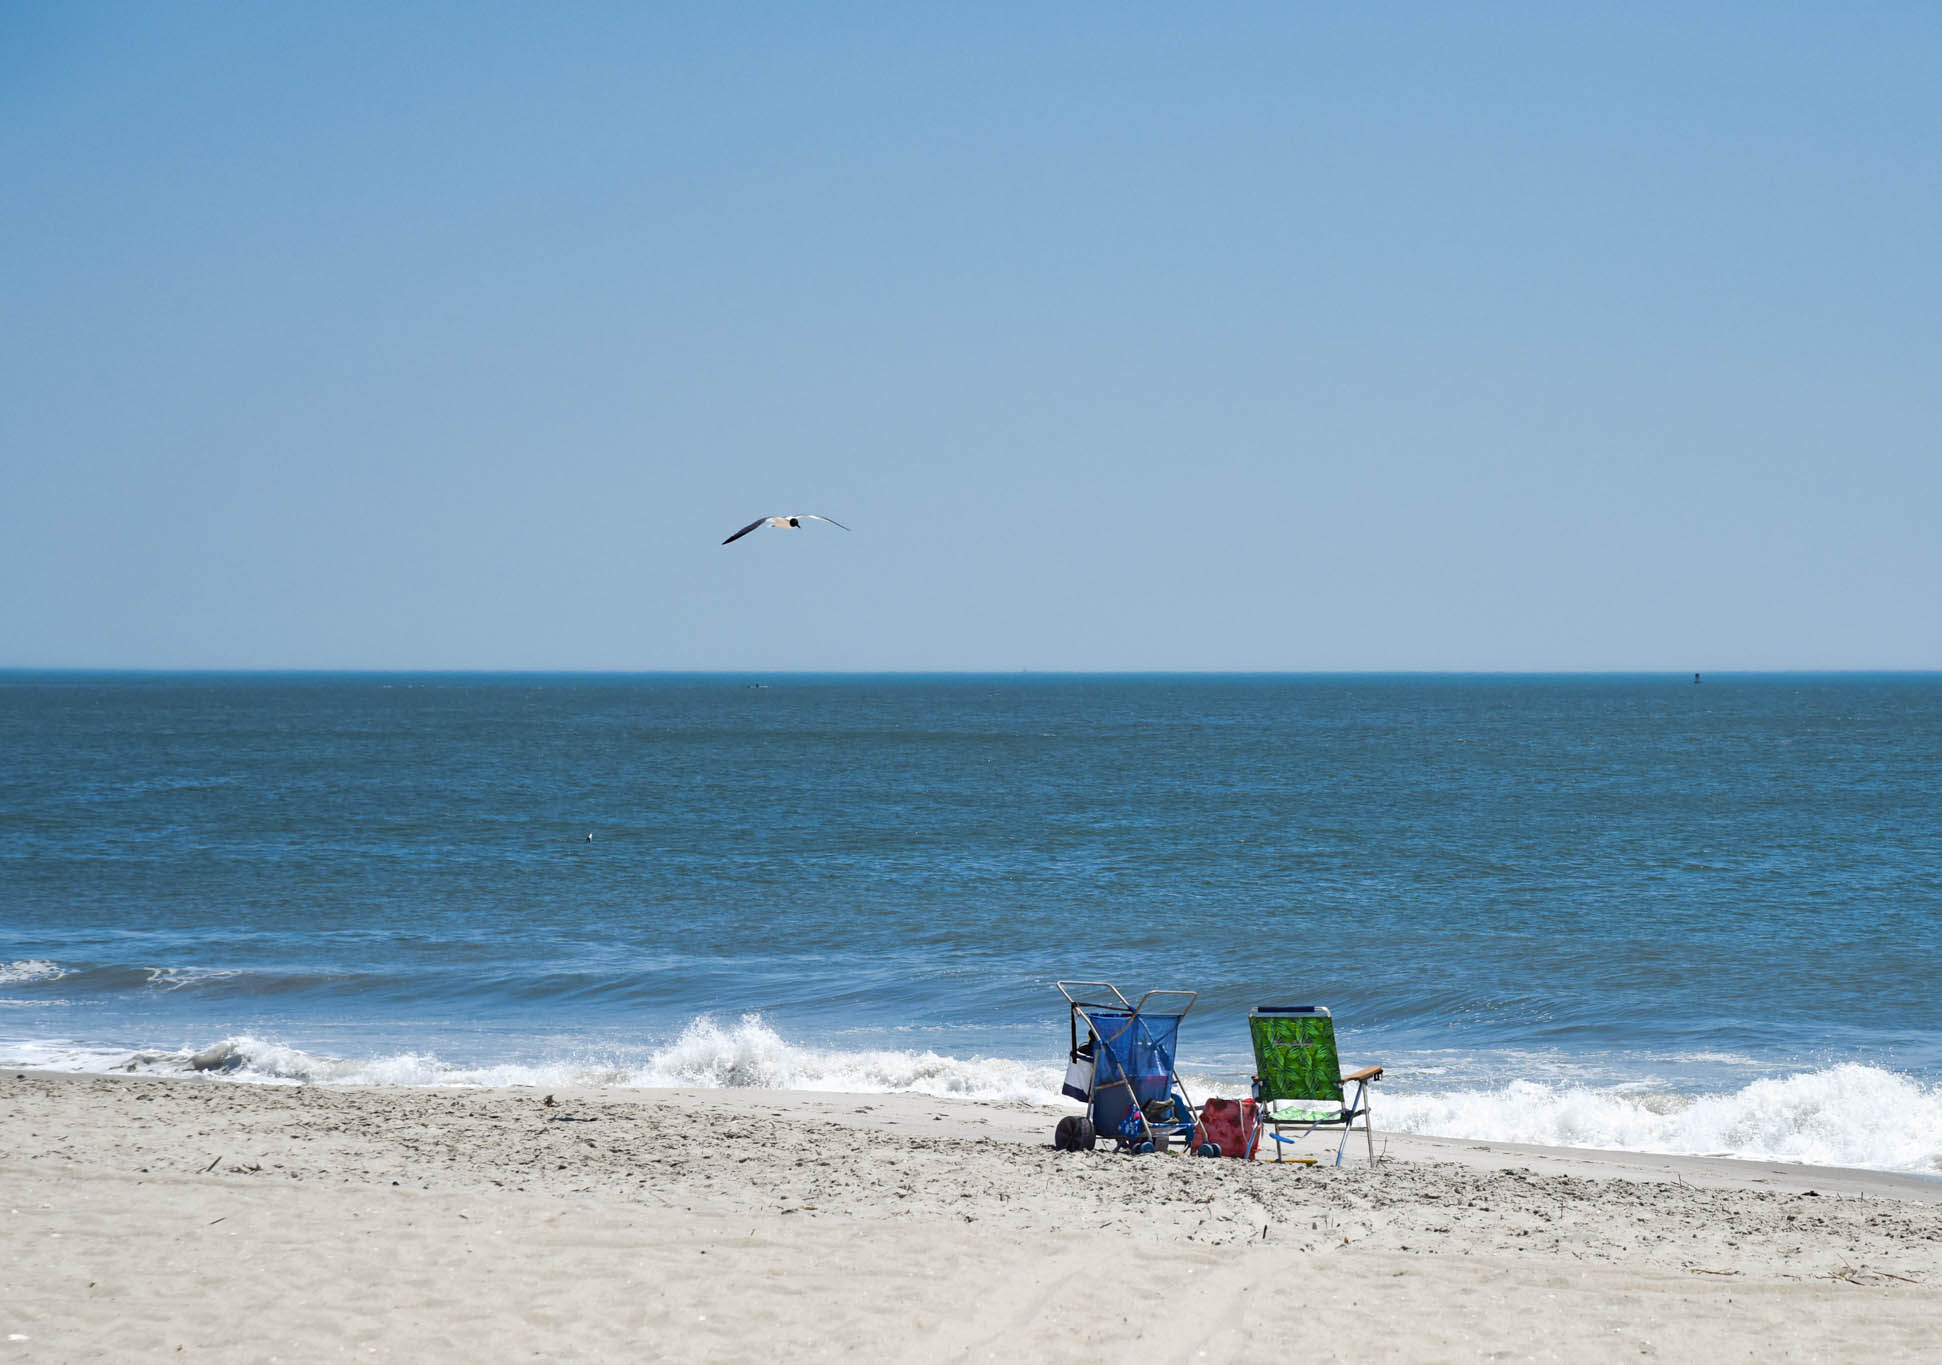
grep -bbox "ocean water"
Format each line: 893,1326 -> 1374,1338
3,672 -> 1940,1174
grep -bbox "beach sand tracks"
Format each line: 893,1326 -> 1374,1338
7,1072 -> 1942,1360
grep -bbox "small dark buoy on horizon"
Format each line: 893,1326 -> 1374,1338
1694,672 -> 1702,684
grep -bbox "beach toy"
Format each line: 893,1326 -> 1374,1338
1051,981 -> 1218,1157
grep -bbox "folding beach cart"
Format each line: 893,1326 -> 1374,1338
1052,981 -> 1219,1156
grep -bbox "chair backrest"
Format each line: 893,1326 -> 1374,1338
1249,1006 -> 1344,1105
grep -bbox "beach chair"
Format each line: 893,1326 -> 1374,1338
1246,1005 -> 1383,1166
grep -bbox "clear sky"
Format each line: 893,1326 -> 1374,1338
4,3 -> 1937,670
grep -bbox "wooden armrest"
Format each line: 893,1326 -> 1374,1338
1340,1065 -> 1383,1084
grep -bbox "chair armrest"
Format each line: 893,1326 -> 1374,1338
1341,1065 -> 1383,1084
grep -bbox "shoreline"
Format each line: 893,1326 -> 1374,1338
7,1068 -> 1941,1360
13,1059 -> 1941,1194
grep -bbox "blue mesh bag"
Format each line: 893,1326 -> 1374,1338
1087,1008 -> 1184,1140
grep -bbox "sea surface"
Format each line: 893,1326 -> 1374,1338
3,672 -> 1939,1173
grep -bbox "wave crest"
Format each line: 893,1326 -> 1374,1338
24,1015 -> 1066,1102
638,1014 -> 1062,1101
1384,1063 -> 1942,1172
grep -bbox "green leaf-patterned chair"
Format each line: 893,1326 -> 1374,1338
1247,1005 -> 1383,1165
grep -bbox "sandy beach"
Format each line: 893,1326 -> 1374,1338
4,1071 -> 1939,1362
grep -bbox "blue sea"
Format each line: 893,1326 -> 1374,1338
4,673 -> 1939,1173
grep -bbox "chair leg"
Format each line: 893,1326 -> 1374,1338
1361,1081 -> 1377,1165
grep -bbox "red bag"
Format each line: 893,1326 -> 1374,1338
1193,1097 -> 1258,1159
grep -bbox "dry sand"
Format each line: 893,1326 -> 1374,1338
4,1070 -> 1939,1361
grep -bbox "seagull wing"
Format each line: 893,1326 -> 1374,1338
800,514 -> 851,531
721,517 -> 770,546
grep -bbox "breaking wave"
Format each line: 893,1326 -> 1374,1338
4,1015 -> 1068,1103
636,1015 -> 1063,1100
1383,1063 -> 1942,1173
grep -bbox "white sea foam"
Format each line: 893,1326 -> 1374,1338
1383,1064 -> 1942,1173
630,1014 -> 1065,1101
0,961 -> 64,986
0,1015 -> 1068,1103
143,966 -> 244,990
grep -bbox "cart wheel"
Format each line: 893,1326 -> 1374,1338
1073,1116 -> 1095,1150
1135,1140 -> 1155,1155
1054,1116 -> 1085,1151
1197,1142 -> 1221,1158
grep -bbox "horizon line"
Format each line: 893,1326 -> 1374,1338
5,667 -> 1940,679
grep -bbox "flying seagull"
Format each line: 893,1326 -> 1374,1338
721,514 -> 851,546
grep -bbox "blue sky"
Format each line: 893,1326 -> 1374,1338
4,3 -> 1937,670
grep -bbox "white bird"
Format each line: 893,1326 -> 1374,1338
721,514 -> 851,546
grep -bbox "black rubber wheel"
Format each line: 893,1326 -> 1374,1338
1197,1142 -> 1221,1158
1055,1115 -> 1097,1151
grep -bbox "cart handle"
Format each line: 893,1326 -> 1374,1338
1054,980 -> 1134,1011
1130,989 -> 1198,1019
